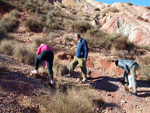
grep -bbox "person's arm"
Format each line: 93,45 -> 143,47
119,62 -> 130,73
83,40 -> 88,60
36,46 -> 42,55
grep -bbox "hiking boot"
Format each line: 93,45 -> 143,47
51,80 -> 55,85
31,70 -> 38,74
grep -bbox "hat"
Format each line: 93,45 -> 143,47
75,33 -> 81,38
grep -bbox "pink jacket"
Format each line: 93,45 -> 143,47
37,44 -> 52,55
36,44 -> 52,66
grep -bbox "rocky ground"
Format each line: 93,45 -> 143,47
0,51 -> 150,112
0,1 -> 150,112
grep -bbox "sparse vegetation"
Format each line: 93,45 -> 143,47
0,29 -> 13,40
13,43 -> 36,65
10,10 -> 20,18
140,64 -> 150,81
35,82 -> 104,113
0,40 -> 15,55
24,19 -> 43,32
103,7 -> 119,13
126,2 -> 132,6
0,0 -> 7,5
94,8 -> 101,11
53,58 -> 69,76
70,21 -> 92,33
0,17 -> 19,32
0,62 -> 7,75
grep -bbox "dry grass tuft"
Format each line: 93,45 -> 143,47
0,17 -> 19,32
70,21 -> 92,33
35,85 -> 104,113
53,58 -> 69,76
0,40 -> 16,55
103,7 -> 119,13
13,43 -> 36,65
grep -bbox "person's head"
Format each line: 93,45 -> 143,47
115,60 -> 118,66
75,33 -> 81,41
40,43 -> 44,47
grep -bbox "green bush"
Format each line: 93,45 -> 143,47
0,17 -> 19,32
70,21 -> 92,33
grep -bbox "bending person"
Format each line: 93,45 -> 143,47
31,44 -> 54,84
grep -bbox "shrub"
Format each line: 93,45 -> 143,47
140,65 -> 150,81
0,17 -> 19,32
70,21 -> 92,33
24,19 -> 43,32
10,10 -> 20,18
87,29 -> 106,38
0,29 -> 13,40
48,32 -> 56,42
145,6 -> 150,10
140,55 -> 150,65
137,16 -> 143,20
47,10 -> 57,18
0,62 -> 7,75
53,58 -> 69,76
33,37 -> 45,48
103,7 -> 119,13
23,3 -> 35,12
0,0 -> 7,5
111,36 -> 135,51
94,8 -> 101,11
0,40 -> 16,55
36,87 -> 103,113
46,18 -> 62,30
13,43 -> 36,65
126,2 -> 132,6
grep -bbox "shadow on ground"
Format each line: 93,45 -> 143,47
137,80 -> 150,97
90,76 -> 119,92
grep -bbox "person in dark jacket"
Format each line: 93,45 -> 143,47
66,33 -> 88,83
115,59 -> 139,95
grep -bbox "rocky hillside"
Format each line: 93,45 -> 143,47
0,0 -> 150,112
62,0 -> 150,45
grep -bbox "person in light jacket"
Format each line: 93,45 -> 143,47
115,59 -> 139,95
31,44 -> 54,84
66,33 -> 89,83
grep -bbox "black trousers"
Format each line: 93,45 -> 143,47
35,50 -> 54,79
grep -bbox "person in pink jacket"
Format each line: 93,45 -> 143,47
31,44 -> 54,84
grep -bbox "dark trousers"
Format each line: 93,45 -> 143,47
35,50 -> 54,79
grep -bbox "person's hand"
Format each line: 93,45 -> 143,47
45,66 -> 48,70
84,58 -> 87,61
